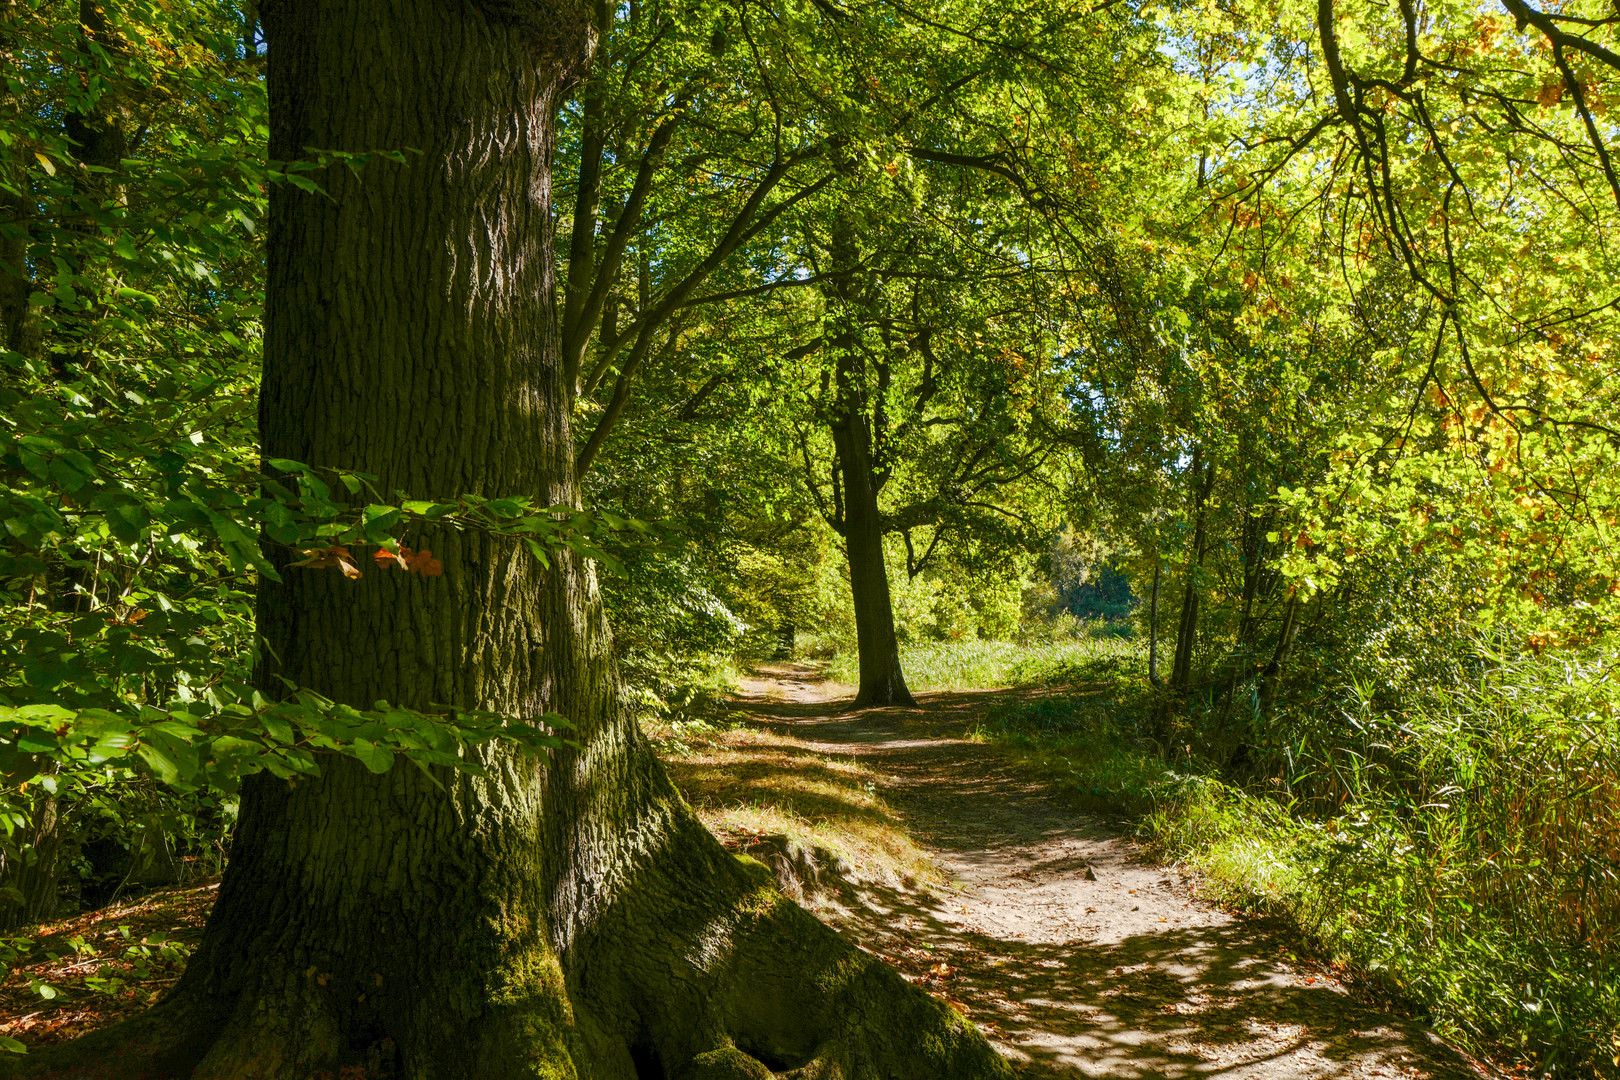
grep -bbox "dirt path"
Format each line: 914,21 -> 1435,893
731,665 -> 1491,1080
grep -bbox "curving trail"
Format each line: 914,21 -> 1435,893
730,665 -> 1496,1080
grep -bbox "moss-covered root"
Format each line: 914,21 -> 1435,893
722,893 -> 1010,1080
671,1047 -> 776,1080
0,852 -> 1007,1080
575,844 -> 1014,1080
0,939 -> 586,1080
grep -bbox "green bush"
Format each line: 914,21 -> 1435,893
979,645 -> 1620,1078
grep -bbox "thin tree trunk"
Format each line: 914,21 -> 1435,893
1258,593 -> 1302,722
12,4 -> 1003,1077
0,5 -> 27,353
0,178 -> 30,356
1147,559 -> 1162,686
0,790 -> 63,932
1170,451 -> 1214,691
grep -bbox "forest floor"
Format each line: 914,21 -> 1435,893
698,663 -> 1499,1080
0,663 -> 1505,1077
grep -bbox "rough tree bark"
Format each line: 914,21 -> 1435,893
6,2 -> 1006,1077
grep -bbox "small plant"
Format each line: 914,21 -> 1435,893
0,935 -> 35,1050
77,926 -> 193,997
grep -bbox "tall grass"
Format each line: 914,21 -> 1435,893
967,690 -> 1177,808
824,631 -> 1142,691
973,650 -> 1620,1078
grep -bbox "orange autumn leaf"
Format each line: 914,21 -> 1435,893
372,545 -> 444,577
403,547 -> 444,577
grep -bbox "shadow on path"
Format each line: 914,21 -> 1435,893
729,666 -> 1490,1080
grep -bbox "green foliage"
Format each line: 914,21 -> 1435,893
0,692 -> 570,793
2,0 -> 1617,1071
974,634 -> 1620,1077
0,0 -> 268,929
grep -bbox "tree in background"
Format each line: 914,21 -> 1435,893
788,211 -> 1070,704
558,0 -> 1162,706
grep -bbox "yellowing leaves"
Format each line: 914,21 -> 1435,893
290,545 -> 361,579
288,544 -> 446,580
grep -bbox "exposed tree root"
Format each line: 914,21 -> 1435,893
565,809 -> 1010,1080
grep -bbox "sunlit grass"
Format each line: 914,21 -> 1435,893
825,631 -> 1142,691
645,716 -> 943,892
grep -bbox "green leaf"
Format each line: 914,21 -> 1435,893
136,742 -> 184,785
261,714 -> 296,745
361,504 -> 402,533
350,740 -> 395,775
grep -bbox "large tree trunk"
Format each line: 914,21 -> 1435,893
6,3 -> 1005,1078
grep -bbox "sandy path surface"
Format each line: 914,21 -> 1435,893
731,665 -> 1492,1080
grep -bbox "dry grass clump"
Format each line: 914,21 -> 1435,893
650,719 -> 942,894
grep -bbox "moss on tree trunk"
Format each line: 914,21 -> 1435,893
0,2 -> 1004,1077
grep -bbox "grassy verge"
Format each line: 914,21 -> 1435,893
825,632 -> 1142,692
961,653 -> 1620,1080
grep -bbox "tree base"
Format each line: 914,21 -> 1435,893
0,818 -> 1008,1080
850,683 -> 917,710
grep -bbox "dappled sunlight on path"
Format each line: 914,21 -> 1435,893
729,665 -> 1492,1080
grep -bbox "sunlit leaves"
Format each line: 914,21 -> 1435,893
0,690 -> 573,795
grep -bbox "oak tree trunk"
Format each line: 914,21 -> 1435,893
824,222 -> 913,711
6,3 -> 1006,1078
830,407 -> 914,710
